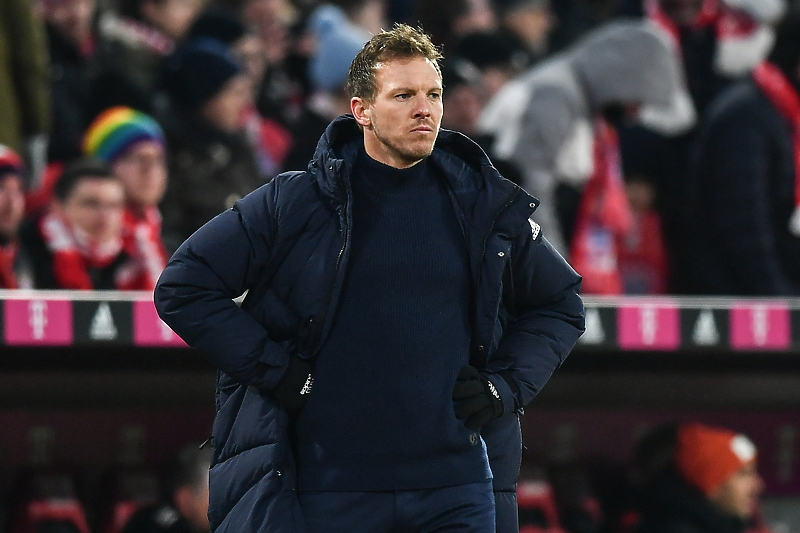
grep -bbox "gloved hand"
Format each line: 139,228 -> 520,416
272,356 -> 314,416
452,365 -> 503,432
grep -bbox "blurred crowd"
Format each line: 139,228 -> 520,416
4,421 -> 775,533
1,0 -> 800,294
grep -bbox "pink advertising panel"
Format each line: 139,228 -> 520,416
730,303 -> 791,350
618,301 -> 680,350
4,299 -> 73,346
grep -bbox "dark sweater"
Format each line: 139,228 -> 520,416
295,148 -> 492,491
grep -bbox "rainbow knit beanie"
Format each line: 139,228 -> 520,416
83,107 -> 165,164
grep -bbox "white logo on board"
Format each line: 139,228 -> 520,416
29,301 -> 48,340
580,308 -> 605,344
692,309 -> 719,345
90,302 -> 118,340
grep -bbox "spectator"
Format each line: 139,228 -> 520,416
636,422 -> 763,533
453,30 -> 531,105
18,159 -> 149,290
0,146 -> 33,289
281,3 -> 370,172
476,21 -> 693,293
619,0 -> 785,293
685,10 -> 800,295
186,5 -> 292,178
41,0 -> 102,163
121,444 -> 211,533
97,0 -> 202,108
158,38 -> 263,252
0,0 -> 51,180
83,106 -> 170,291
216,0 -> 305,127
491,0 -> 554,64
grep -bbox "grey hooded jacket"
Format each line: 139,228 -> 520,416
477,20 -> 695,254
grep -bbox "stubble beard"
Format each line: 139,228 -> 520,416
372,127 -> 438,167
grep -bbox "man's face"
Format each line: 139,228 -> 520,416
59,177 -> 125,244
708,462 -> 763,520
352,56 -> 443,168
0,174 -> 25,241
112,140 -> 167,208
43,0 -> 96,48
659,0 -> 705,27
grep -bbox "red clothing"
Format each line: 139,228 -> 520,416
0,243 -> 18,289
569,119 -> 633,294
122,206 -> 169,291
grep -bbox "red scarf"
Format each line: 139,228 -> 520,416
752,61 -> 800,236
122,206 -> 169,291
646,0 -> 757,43
0,243 -> 18,289
39,211 -> 124,290
569,119 -> 633,294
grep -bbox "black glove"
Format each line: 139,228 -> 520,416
452,365 -> 503,432
272,357 -> 314,416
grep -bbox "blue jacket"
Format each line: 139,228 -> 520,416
155,115 -> 585,533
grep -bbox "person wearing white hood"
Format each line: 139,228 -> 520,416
476,20 -> 695,292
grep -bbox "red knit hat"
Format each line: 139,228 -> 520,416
674,422 -> 757,496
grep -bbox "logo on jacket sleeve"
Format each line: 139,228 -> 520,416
528,218 -> 541,241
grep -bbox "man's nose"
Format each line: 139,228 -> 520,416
413,95 -> 431,118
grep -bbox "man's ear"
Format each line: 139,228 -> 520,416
351,97 -> 371,128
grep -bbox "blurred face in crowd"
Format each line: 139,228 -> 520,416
502,4 -> 553,55
43,0 -> 97,48
352,57 -> 443,169
201,75 -> 252,134
442,83 -> 482,134
708,462 -> 763,520
659,0 -> 705,27
0,174 -> 25,242
233,33 -> 267,97
174,470 -> 210,533
112,141 -> 168,210
58,177 -> 125,245
141,0 -> 201,40
242,0 -> 293,64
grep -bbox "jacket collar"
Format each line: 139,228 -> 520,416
311,114 -> 538,218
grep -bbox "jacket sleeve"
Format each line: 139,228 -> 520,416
484,225 -> 585,414
154,184 -> 290,392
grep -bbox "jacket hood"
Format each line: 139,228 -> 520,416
570,19 -> 697,134
571,20 -> 683,109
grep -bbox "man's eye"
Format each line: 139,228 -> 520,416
430,92 -> 441,99
396,93 -> 409,99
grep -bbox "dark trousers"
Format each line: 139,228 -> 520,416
299,481 -> 496,533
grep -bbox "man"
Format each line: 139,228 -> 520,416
636,422 -> 764,533
685,10 -> 800,295
83,106 -> 170,291
121,444 -> 211,533
0,145 -> 31,288
19,159 -> 149,290
155,24 -> 584,533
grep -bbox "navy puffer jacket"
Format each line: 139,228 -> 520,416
155,115 -> 585,533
